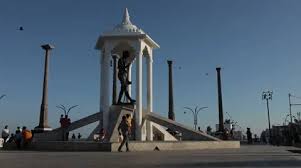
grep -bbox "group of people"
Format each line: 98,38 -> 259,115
1,125 -> 32,149
222,128 -> 236,140
1,113 -> 132,151
71,133 -> 82,140
117,113 -> 132,152
59,114 -> 71,141
98,128 -> 106,142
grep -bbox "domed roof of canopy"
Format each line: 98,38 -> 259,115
95,8 -> 159,49
110,8 -> 144,35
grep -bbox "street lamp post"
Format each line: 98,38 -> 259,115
56,104 -> 79,117
288,93 -> 301,123
184,106 -> 208,130
262,91 -> 273,144
289,93 -> 293,124
287,94 -> 301,145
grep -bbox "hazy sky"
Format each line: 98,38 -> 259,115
1,0 -> 301,136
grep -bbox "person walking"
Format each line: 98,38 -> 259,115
118,116 -> 130,152
126,114 -> 132,135
1,125 -> 9,143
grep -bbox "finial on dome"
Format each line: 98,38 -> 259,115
122,8 -> 132,25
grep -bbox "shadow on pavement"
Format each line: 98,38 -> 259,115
288,150 -> 301,154
161,160 -> 301,167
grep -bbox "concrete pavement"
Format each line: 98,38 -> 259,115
1,145 -> 301,168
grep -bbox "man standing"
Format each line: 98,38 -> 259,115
118,116 -> 130,152
247,127 -> 252,144
21,126 -> 32,148
1,125 -> 9,142
71,133 -> 76,140
15,127 -> 22,149
66,115 -> 71,140
59,114 -> 64,126
61,115 -> 71,141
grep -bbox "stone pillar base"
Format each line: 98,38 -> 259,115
34,127 -> 52,133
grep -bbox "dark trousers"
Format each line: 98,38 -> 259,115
66,132 -> 69,141
118,133 -> 129,151
62,128 -> 69,141
3,136 -> 8,143
16,140 -> 21,149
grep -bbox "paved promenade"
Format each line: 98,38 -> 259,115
1,145 -> 301,168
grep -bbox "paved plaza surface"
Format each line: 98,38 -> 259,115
1,145 -> 301,168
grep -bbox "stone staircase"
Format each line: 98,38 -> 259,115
152,122 -> 178,141
144,112 -> 220,141
33,106 -> 220,142
34,112 -> 102,141
104,106 -> 220,141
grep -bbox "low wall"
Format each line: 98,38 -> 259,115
111,141 -> 240,152
2,141 -> 240,152
32,141 -> 112,151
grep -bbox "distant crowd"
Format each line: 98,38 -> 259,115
1,125 -> 32,149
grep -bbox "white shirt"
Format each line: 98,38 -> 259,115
1,128 -> 9,138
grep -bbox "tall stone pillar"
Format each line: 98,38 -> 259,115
167,60 -> 175,120
35,44 -> 54,131
146,55 -> 153,141
100,50 -> 111,130
112,55 -> 118,105
136,51 -> 143,141
216,67 -> 224,133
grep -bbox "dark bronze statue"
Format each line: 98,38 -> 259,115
117,51 -> 135,104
